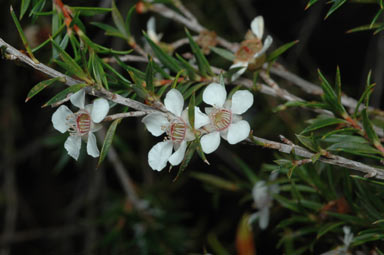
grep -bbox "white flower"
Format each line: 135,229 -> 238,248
248,171 -> 279,230
343,226 -> 354,248
230,16 -> 273,81
200,83 -> 254,154
142,89 -> 210,171
147,17 -> 163,44
321,226 -> 354,255
51,89 -> 109,160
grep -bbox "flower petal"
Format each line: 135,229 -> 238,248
202,83 -> 227,107
251,16 -> 264,39
148,140 -> 173,171
70,89 -> 85,109
194,107 -> 210,129
147,17 -> 162,42
142,113 -> 169,137
91,98 -> 109,123
168,140 -> 187,166
64,135 -> 82,160
231,90 -> 254,115
227,120 -> 250,144
258,207 -> 270,230
52,105 -> 73,133
164,89 -> 184,116
252,180 -> 268,208
253,35 -> 273,59
205,107 -> 213,115
87,132 -> 99,158
229,62 -> 248,82
200,131 -> 221,154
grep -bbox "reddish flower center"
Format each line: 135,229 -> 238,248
168,118 -> 187,144
76,112 -> 91,135
235,39 -> 263,62
210,108 -> 232,131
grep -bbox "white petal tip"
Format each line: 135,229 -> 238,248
251,16 -> 264,39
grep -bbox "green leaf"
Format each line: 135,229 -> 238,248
190,172 -> 238,191
98,119 -> 121,167
174,141 -> 197,181
29,0 -> 46,22
354,71 -> 375,118
267,40 -> 299,62
124,6 -> 136,40
318,69 -> 346,116
152,58 -> 171,79
296,134 -> 320,152
90,51 -> 108,89
145,58 -> 154,92
316,222 -> 344,239
102,61 -> 131,87
362,109 -> 381,145
352,233 -> 384,246
327,141 -> 381,155
210,46 -> 235,61
370,9 -> 384,28
188,92 -> 195,129
335,66 -> 342,104
183,82 -> 205,100
321,127 -> 357,139
128,71 -> 148,99
322,134 -> 368,144
10,5 -> 38,63
274,100 -> 328,112
171,69 -> 185,89
114,56 -> 146,80
325,0 -> 347,19
32,23 -> 65,53
347,23 -> 382,33
350,175 -> 384,187
25,77 -> 64,102
305,0 -> 319,10
51,38 -> 90,82
43,83 -> 87,107
301,117 -> 346,134
274,194 -> 300,213
144,33 -> 182,73
111,0 -> 129,39
91,21 -> 125,39
175,53 -> 197,80
70,6 -> 112,16
20,0 -> 31,19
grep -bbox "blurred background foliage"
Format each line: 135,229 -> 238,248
0,0 -> 384,254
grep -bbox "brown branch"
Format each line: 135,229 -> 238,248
149,2 -> 384,119
248,135 -> 384,179
96,130 -> 148,211
0,37 -> 163,113
2,23 -> 383,181
150,3 -> 238,51
103,111 -> 146,121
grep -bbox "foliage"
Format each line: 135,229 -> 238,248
2,0 -> 384,254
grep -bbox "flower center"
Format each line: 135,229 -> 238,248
235,39 -> 263,62
210,108 -> 232,131
67,110 -> 91,136
168,118 -> 187,144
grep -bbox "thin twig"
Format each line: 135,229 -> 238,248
103,111 -> 146,121
149,2 -> 384,116
96,130 -> 148,211
248,135 -> 384,179
150,4 -> 238,51
0,37 -> 162,113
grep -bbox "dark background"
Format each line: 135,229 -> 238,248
0,0 -> 383,254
